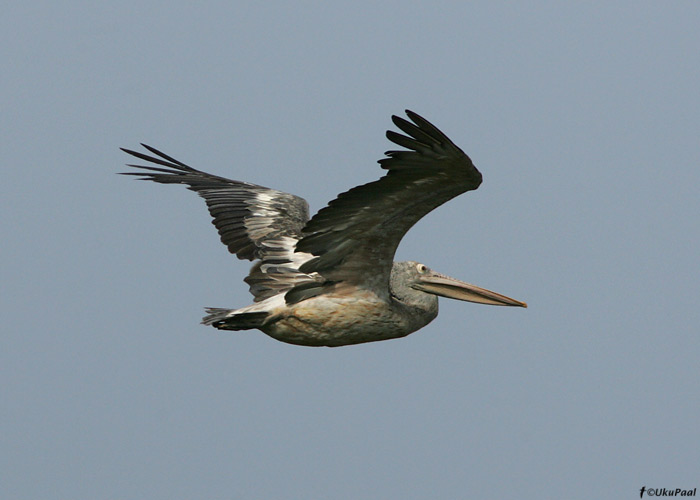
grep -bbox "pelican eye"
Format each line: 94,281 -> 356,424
416,264 -> 429,274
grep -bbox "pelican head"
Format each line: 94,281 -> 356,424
390,261 -> 527,308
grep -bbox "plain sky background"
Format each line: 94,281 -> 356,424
2,2 -> 699,499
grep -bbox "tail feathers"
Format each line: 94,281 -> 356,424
202,308 -> 269,330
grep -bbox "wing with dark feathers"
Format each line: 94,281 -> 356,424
120,145 -> 317,301
120,144 -> 309,260
294,110 -> 482,296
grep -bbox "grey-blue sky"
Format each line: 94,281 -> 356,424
2,2 -> 699,499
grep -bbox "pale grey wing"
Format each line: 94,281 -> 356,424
120,145 -> 317,301
291,110 -> 482,300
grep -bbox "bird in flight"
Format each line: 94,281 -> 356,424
121,110 -> 526,347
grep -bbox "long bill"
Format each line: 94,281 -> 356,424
414,273 -> 527,307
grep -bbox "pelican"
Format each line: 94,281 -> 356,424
121,110 -> 526,347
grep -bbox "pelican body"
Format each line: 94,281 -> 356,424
122,110 -> 526,347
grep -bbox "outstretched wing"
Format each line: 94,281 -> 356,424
293,110 -> 482,298
120,145 -> 317,300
